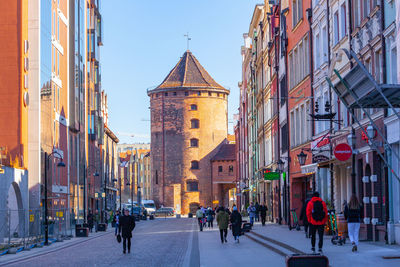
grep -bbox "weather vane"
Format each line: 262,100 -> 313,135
184,32 -> 191,51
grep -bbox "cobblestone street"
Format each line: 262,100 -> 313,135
1,218 -> 400,267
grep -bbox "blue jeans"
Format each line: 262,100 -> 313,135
250,216 -> 255,225
115,223 -> 119,235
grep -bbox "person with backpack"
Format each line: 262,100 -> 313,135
306,192 -> 328,253
344,195 -> 363,252
196,206 -> 205,231
207,207 -> 215,228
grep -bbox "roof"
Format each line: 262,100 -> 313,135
211,144 -> 236,161
155,50 -> 225,90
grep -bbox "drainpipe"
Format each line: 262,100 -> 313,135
260,20 -> 265,205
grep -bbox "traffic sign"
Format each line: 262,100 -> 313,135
334,143 -> 352,161
29,214 -> 34,222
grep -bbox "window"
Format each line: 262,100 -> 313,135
334,11 -> 339,44
208,92 -> 212,96
218,166 -> 223,172
322,26 -> 328,63
191,161 -> 199,169
292,0 -> 303,27
173,92 -> 177,96
190,104 -> 197,111
353,0 -> 361,28
289,53 -> 293,89
191,119 -> 199,129
155,170 -> 158,184
187,181 -> 198,192
315,32 -> 320,68
340,3 -> 347,39
185,91 -> 189,96
363,0 -> 370,19
374,50 -> 382,83
190,138 -> 199,147
289,35 -> 309,89
165,92 -> 168,96
229,165 -> 234,173
281,123 -> 289,153
197,91 -> 201,96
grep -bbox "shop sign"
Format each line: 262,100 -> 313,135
361,127 -> 377,142
334,143 -> 352,161
212,200 -> 219,204
312,134 -> 330,149
264,172 -> 280,180
301,163 -> 318,175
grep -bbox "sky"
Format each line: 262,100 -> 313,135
101,0 -> 261,144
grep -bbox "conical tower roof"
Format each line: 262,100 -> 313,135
156,50 -> 225,90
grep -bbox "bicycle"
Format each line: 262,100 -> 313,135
328,209 -> 346,245
289,208 -> 301,231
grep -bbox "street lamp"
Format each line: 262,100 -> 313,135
347,132 -> 356,147
277,159 -> 285,173
297,150 -> 308,166
367,124 -> 375,140
44,151 -> 65,246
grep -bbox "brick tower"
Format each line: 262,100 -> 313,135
148,50 -> 229,214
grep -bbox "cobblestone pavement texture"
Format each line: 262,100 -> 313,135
2,218 -> 400,267
2,218 -> 193,267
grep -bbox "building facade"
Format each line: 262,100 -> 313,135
148,50 -> 230,214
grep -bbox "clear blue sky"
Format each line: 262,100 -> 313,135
102,0 -> 261,144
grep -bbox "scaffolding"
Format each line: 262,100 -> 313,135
326,48 -> 400,182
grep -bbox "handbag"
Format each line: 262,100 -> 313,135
117,234 -> 121,243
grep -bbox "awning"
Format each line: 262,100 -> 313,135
301,163 -> 318,175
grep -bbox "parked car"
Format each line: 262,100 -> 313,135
155,207 -> 175,217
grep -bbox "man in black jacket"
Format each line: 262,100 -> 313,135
118,209 -> 136,254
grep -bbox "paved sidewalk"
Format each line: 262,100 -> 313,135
0,228 -> 114,266
251,222 -> 400,267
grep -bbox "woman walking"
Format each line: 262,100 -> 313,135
344,195 -> 363,252
207,207 -> 214,228
230,206 -> 242,243
216,207 -> 229,243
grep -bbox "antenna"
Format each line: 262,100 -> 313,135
184,32 -> 191,51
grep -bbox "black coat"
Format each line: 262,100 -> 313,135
344,204 -> 363,223
260,206 -> 267,217
118,215 -> 136,238
300,199 -> 310,225
230,211 -> 242,236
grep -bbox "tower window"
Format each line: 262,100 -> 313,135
187,181 -> 199,192
191,161 -> 199,169
218,166 -> 223,172
229,165 -> 234,173
185,91 -> 189,96
173,92 -> 177,96
191,119 -> 199,129
165,92 -> 168,96
190,104 -> 197,111
190,138 -> 199,147
208,92 -> 212,96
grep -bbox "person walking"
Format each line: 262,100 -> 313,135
306,192 -> 328,253
247,202 -> 256,226
344,195 -> 363,252
113,210 -> 121,236
255,202 -> 260,222
260,204 -> 268,226
300,198 -> 311,238
118,209 -> 136,254
216,207 -> 229,243
196,206 -> 205,231
87,212 -> 94,233
230,206 -> 242,243
207,207 -> 214,228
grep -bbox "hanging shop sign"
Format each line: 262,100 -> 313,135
301,163 -> 318,175
264,172 -> 280,180
334,143 -> 352,161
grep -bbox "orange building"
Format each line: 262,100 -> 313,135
148,50 -> 230,214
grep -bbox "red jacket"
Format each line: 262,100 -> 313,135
306,197 -> 328,225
